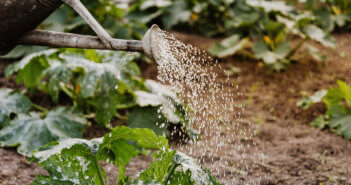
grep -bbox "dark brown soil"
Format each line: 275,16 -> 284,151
1,32 -> 351,185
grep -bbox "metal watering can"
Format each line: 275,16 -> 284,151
0,0 -> 159,61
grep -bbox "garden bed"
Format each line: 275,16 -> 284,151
1,32 -> 351,184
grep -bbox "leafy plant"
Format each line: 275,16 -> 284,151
0,107 -> 86,156
0,89 -> 31,128
208,0 -> 336,70
30,126 -> 221,185
2,48 -> 196,156
300,80 -> 351,140
297,89 -> 327,109
302,0 -> 351,32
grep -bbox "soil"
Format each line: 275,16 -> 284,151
1,32 -> 351,185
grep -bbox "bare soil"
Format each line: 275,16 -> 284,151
1,32 -> 351,185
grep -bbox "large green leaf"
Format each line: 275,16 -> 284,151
208,35 -> 248,58
97,126 -> 169,166
127,107 -> 169,137
31,127 -> 221,184
0,107 -> 86,156
31,126 -> 169,184
50,51 -> 142,126
172,152 -> 221,185
138,151 -> 221,185
31,138 -> 105,185
135,80 -> 183,123
246,0 -> 294,15
132,80 -> 198,140
41,60 -> 73,103
0,89 -> 31,128
139,150 -> 176,183
161,1 -> 192,29
327,105 -> 351,140
253,40 -> 291,70
5,49 -> 58,88
303,24 -> 337,48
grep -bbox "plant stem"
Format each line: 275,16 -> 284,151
286,37 -> 307,59
32,103 -> 49,113
163,163 -> 179,185
115,112 -> 128,120
239,49 -> 256,60
94,157 -> 106,185
60,85 -> 75,99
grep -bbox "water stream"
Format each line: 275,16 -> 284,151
151,28 -> 262,184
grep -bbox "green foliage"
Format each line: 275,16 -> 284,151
0,89 -> 31,128
5,49 -> 193,134
0,107 -> 86,156
3,48 -> 195,156
297,89 -> 327,109
30,126 -> 221,185
208,35 -> 248,58
127,0 -> 338,70
301,80 -> 351,140
303,0 -> 351,32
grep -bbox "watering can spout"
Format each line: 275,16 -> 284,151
0,0 -> 161,62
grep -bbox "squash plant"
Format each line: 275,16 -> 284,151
1,49 -> 197,156
30,126 -> 221,185
297,80 -> 351,140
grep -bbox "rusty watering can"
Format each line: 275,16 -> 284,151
0,0 -> 160,61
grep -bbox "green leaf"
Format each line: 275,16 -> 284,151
31,138 -> 105,185
336,80 -> 351,106
31,126 -> 170,184
324,87 -> 344,107
58,52 -> 139,126
208,35 -> 248,58
127,107 -> 169,137
297,90 -> 327,109
172,152 -> 222,185
303,24 -> 337,48
253,41 -> 291,70
161,1 -> 192,29
5,49 -> 57,79
135,80 -> 183,123
306,44 -> 326,62
246,0 -> 294,15
0,46 -> 48,59
97,126 -> 169,166
0,107 -> 86,156
327,105 -> 351,140
311,115 -> 328,129
139,150 -> 176,183
41,60 -> 73,103
0,89 -> 31,128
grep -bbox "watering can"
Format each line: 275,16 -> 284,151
0,0 -> 159,61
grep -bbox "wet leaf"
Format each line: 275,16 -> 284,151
0,89 -> 31,128
97,126 -> 169,166
5,49 -> 58,88
0,107 -> 86,156
127,107 -> 169,137
31,138 -> 105,185
172,152 -> 222,185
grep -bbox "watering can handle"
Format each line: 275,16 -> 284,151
62,0 -> 114,49
19,30 -> 143,52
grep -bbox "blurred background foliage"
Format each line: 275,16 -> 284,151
3,0 -> 351,70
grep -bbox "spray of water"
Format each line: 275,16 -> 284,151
150,27 -> 263,184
